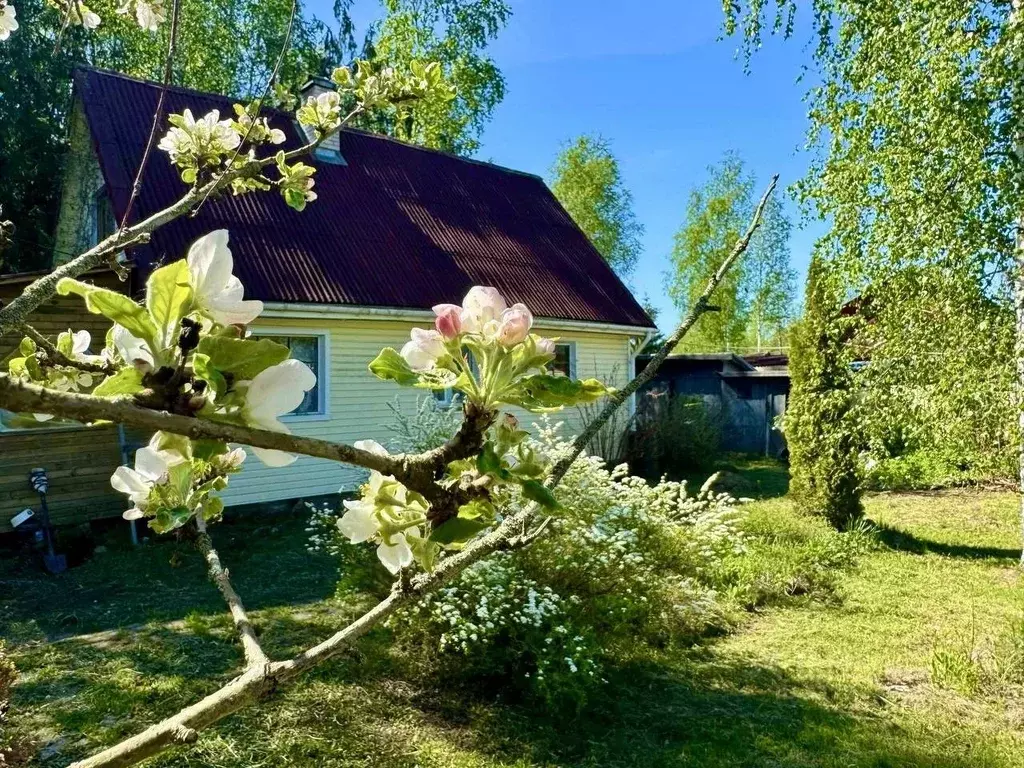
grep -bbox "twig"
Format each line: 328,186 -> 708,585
195,517 -> 267,668
61,174 -> 780,768
0,132 -> 319,337
20,324 -> 116,376
117,0 -> 183,236
193,0 -> 297,215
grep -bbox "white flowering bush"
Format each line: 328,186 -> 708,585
309,416 -> 746,707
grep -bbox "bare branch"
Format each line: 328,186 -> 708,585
0,374 -> 493,496
549,174 -> 780,484
62,174 -> 781,768
117,0 -> 183,236
194,517 -> 268,668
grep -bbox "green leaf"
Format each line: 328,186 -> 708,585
368,347 -> 419,386
429,516 -> 491,547
92,368 -> 145,397
521,479 -> 559,510
56,331 -> 74,357
414,367 -> 458,391
196,336 -> 289,380
476,443 -> 507,478
146,260 -> 193,347
57,278 -> 158,348
457,498 -> 496,521
506,375 -> 613,412
192,353 -> 228,397
202,496 -> 225,524
407,533 -> 441,571
18,337 -> 35,357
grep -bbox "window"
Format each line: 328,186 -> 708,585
249,332 -> 328,418
550,342 -> 576,378
94,189 -> 116,245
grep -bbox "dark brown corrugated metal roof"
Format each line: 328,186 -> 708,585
75,67 -> 655,329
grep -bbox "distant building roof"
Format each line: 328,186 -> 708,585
74,67 -> 655,329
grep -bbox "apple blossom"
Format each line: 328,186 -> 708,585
186,230 -> 264,326
111,324 -> 155,368
111,441 -> 186,518
401,327 -> 447,371
242,358 -> 317,466
158,109 -> 241,169
117,0 -> 165,32
497,303 -> 533,347
0,3 -> 18,41
433,303 -> 463,339
460,286 -> 506,336
296,91 -> 342,134
377,529 -> 418,574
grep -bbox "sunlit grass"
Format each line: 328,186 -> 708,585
4,467 -> 1024,766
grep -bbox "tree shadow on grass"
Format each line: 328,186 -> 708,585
871,521 -> 1021,563
420,653 -> 1002,768
0,512 -> 340,642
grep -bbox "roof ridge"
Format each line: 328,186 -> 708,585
74,65 -> 544,183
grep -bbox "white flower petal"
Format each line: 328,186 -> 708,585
71,330 -> 91,356
111,466 -> 151,504
246,359 -> 317,425
251,446 -> 297,467
187,230 -> 234,300
377,533 -> 414,574
338,500 -> 379,543
123,507 -> 146,520
134,446 -> 171,482
354,440 -> 388,457
112,324 -> 154,366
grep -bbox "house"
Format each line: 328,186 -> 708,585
635,352 -> 789,456
0,67 -> 656,531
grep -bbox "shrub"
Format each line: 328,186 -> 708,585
384,395 -> 462,453
310,418 -> 746,710
785,255 -> 862,528
628,393 -> 724,478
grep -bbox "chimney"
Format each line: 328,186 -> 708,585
298,77 -> 345,164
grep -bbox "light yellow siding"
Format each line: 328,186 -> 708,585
222,316 -> 637,507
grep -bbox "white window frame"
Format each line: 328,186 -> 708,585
552,341 -> 577,378
248,327 -> 331,422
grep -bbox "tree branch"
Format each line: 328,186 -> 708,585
549,174 -> 780,485
62,174 -> 781,768
0,122 -> 339,338
116,0 -> 182,236
19,324 -> 116,376
0,374 -> 485,495
194,517 -> 268,668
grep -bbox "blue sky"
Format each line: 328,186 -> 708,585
308,0 -> 823,332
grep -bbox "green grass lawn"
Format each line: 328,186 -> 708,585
3,467 -> 1024,767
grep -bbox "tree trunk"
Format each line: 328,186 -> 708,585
1014,234 -> 1024,565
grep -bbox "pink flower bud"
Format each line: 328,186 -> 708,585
432,303 -> 463,339
497,303 -> 533,347
536,337 -> 556,356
